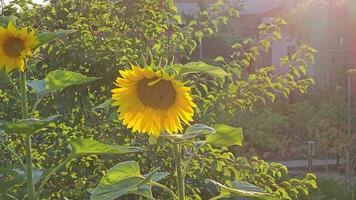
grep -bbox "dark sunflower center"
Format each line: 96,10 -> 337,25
3,37 -> 25,58
137,77 -> 177,109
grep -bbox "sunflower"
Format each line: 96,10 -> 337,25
112,66 -> 196,138
0,22 -> 38,72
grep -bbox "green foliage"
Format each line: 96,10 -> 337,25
0,0 -> 321,199
172,61 -> 229,80
230,108 -> 286,152
201,154 -> 317,200
206,179 -> 278,200
28,70 -> 100,99
0,115 -> 61,136
36,30 -> 75,48
206,124 -> 244,148
90,161 -> 168,200
69,138 -> 143,157
308,176 -> 355,200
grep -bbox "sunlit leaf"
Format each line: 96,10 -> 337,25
205,179 -> 278,200
160,124 -> 215,144
172,61 -> 229,79
37,30 -> 75,48
90,176 -> 142,200
185,124 -> 216,135
0,115 -> 61,136
214,56 -> 225,62
90,161 -> 167,200
206,124 -> 244,147
69,138 -> 143,157
45,70 -> 101,92
231,181 -> 265,193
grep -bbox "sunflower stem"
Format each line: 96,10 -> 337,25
20,71 -> 36,200
173,143 -> 185,200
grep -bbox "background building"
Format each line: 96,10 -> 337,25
175,0 -> 356,89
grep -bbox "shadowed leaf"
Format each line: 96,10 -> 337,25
0,115 -> 61,136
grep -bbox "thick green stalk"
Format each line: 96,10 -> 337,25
20,71 -> 36,200
173,143 -> 185,200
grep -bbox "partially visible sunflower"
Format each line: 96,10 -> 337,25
0,22 -> 38,72
112,66 -> 196,138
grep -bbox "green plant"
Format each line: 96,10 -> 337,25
0,1 -> 321,199
308,176 -> 354,200
0,19 -> 143,200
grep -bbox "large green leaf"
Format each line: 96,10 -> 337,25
206,124 -> 244,148
161,124 -> 215,144
0,115 -> 61,136
45,70 -> 100,92
90,162 -> 145,200
69,138 -> 143,157
205,179 -> 278,200
172,61 -> 229,79
37,30 -> 75,48
128,171 -> 169,199
90,161 -> 168,200
28,70 -> 100,103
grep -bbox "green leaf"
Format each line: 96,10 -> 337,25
195,31 -> 204,40
27,79 -> 46,99
160,124 -> 215,144
173,15 -> 183,25
90,161 -> 143,200
206,179 -> 278,200
231,181 -> 264,193
173,61 -> 229,79
0,115 -> 61,136
185,124 -> 216,135
45,70 -> 101,92
37,30 -> 75,47
130,172 -> 169,199
93,98 -> 113,110
214,56 -> 225,62
69,138 -> 143,157
90,161 -> 167,200
206,124 -> 244,148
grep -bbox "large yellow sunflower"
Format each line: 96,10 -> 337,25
112,66 -> 196,138
0,22 -> 38,72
